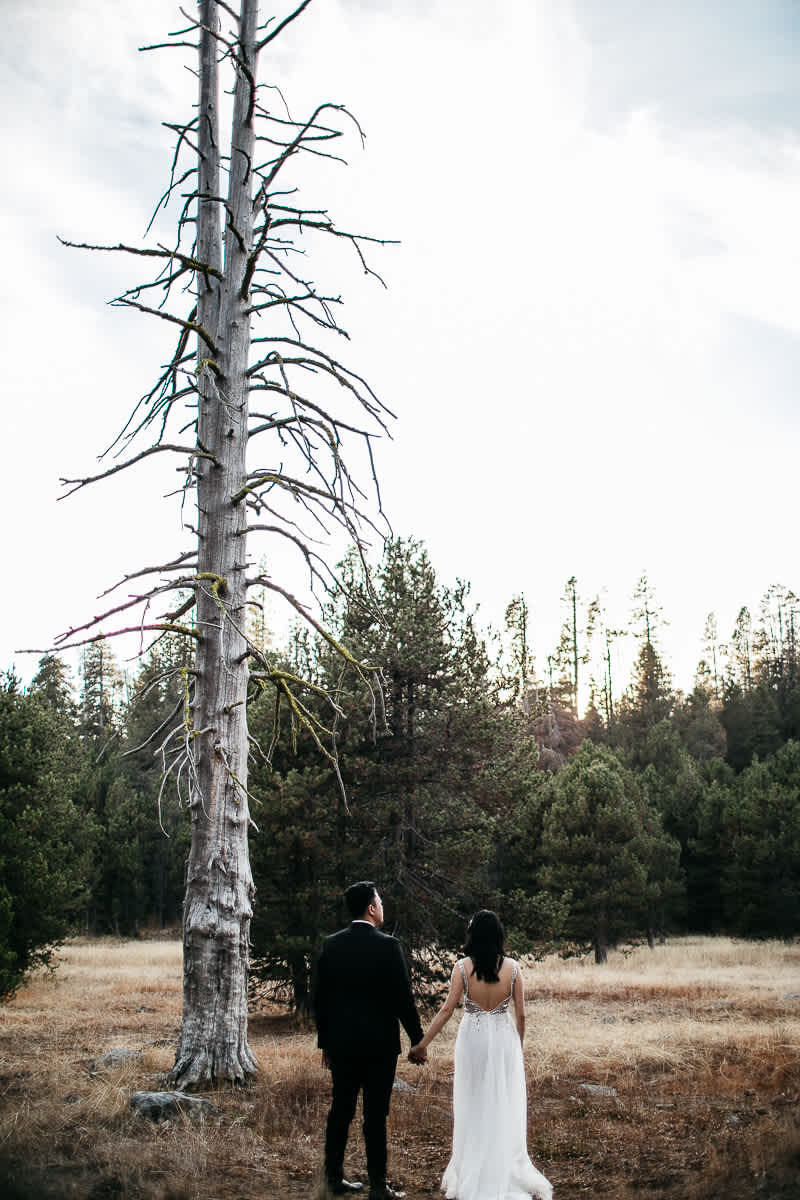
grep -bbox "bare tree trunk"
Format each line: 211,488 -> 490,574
52,0 -> 390,1089
594,912 -> 609,964
169,0 -> 259,1089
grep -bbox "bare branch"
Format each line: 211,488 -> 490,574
245,522 -> 338,592
248,575 -> 376,674
255,143 -> 348,169
256,0 -> 313,51
178,5 -> 239,57
20,623 -> 202,656
253,107 -> 343,138
267,214 -> 397,252
139,40 -> 198,52
248,390 -> 379,442
50,571 -> 207,647
105,313 -> 199,454
99,551 -> 199,598
146,167 -> 198,236
259,103 -> 360,193
240,194 -> 270,299
248,285 -> 343,334
233,468 -> 369,524
110,297 -> 219,356
216,0 -> 242,22
250,666 -> 341,709
59,444 -> 218,499
123,694 -> 186,758
57,236 -> 222,280
130,665 -> 198,706
247,338 -> 394,427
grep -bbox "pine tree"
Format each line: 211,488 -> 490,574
29,655 -> 75,716
676,685 -> 727,763
702,613 -> 721,702
0,674 -> 93,998
249,540 -> 538,1004
552,576 -> 580,712
75,641 -> 126,932
503,594 -> 538,712
537,743 -> 655,962
79,640 -> 123,749
716,742 -> 800,936
615,575 -> 672,757
726,606 -> 754,693
720,682 -> 782,771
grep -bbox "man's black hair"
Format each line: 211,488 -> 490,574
345,880 -> 378,919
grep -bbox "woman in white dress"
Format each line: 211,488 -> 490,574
412,911 -> 552,1200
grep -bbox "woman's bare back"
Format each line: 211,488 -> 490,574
460,955 -> 516,1011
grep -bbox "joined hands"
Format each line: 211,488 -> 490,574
408,1043 -> 427,1064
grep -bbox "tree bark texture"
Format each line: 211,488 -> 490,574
169,0 -> 259,1089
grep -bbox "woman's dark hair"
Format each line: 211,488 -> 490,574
345,880 -> 378,919
464,910 -> 505,982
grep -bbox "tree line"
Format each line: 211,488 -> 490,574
2,539 -> 799,1003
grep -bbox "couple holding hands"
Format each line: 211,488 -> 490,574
313,881 -> 553,1200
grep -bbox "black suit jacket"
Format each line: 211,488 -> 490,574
313,922 -> 424,1058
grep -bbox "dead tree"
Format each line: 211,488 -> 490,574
52,0 -> 391,1087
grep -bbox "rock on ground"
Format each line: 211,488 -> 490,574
129,1090 -> 216,1122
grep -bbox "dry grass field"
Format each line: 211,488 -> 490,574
2,936 -> 800,1199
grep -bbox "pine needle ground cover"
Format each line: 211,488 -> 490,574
1,937 -> 799,1199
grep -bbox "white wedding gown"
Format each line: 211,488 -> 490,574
441,961 -> 553,1200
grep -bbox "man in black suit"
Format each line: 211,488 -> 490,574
314,881 -> 426,1200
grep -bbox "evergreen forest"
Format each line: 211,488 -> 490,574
3,539 -> 799,1005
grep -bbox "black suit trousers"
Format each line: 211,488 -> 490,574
325,1051 -> 398,1184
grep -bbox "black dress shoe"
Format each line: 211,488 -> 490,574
368,1185 -> 405,1200
328,1180 -> 364,1196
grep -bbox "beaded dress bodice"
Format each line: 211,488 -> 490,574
458,959 -> 517,1017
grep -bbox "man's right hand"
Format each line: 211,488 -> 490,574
408,1043 -> 427,1064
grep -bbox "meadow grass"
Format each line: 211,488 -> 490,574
1,936 -> 799,1198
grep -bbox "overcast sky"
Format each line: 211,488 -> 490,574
2,0 -> 799,697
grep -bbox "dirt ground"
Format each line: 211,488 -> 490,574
1,937 -> 800,1199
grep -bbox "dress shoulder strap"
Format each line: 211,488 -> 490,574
458,959 -> 469,996
510,959 -> 518,995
